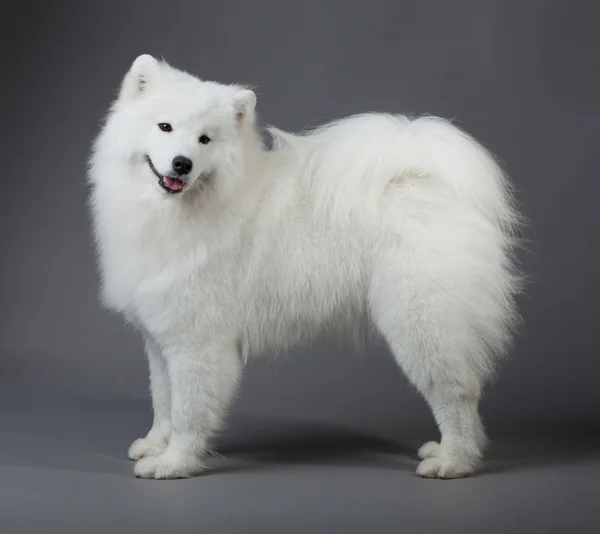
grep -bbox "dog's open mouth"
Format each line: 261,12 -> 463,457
145,155 -> 187,194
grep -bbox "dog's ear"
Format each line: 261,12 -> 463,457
119,54 -> 160,100
233,89 -> 257,123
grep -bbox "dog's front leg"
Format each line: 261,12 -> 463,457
133,340 -> 242,479
128,334 -> 172,460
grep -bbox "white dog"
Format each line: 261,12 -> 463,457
88,55 -> 523,480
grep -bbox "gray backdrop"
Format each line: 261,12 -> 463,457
2,1 -> 599,533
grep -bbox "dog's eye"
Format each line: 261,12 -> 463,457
199,134 -> 211,145
158,123 -> 172,132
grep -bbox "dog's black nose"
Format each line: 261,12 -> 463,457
172,156 -> 193,176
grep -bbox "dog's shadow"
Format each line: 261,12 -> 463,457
1,395 -> 599,478
207,416 -> 418,475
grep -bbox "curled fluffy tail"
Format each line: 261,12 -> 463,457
269,113 -> 522,235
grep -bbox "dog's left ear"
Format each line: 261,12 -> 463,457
233,89 -> 257,123
119,54 -> 161,101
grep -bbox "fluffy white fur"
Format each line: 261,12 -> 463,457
88,55 -> 523,480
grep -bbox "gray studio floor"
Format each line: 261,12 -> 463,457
1,386 -> 599,533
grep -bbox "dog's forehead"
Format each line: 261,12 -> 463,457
151,82 -> 234,122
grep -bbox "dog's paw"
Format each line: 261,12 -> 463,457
134,453 -> 205,480
128,438 -> 167,461
416,457 -> 474,479
417,441 -> 440,460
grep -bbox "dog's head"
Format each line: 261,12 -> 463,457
106,55 -> 258,199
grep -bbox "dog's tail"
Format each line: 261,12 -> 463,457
269,113 -> 522,235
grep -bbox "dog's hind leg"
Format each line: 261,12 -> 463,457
370,286 -> 489,477
368,238 -> 510,478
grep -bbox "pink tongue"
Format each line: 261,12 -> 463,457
163,176 -> 183,191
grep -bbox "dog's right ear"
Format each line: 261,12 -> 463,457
119,54 -> 160,100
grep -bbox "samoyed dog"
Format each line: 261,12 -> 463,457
88,55 -> 523,480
